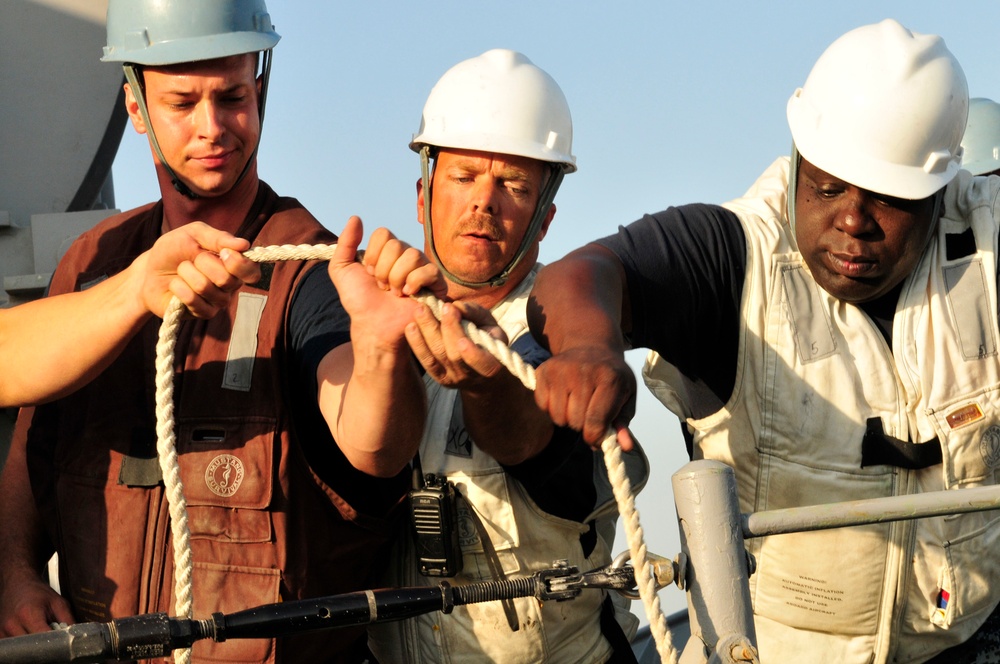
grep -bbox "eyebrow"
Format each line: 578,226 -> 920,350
157,81 -> 251,97
449,158 -> 534,182
499,169 -> 532,182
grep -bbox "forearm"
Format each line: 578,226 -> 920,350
0,258 -> 150,407
527,244 -> 630,356
318,341 -> 425,478
461,374 -> 553,465
528,244 -> 638,446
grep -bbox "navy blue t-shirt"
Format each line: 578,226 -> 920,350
595,203 -> 747,413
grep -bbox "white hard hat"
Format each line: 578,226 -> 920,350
961,98 -> 1000,176
411,49 -> 576,172
787,19 -> 968,200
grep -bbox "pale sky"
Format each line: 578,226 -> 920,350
110,0 -> 1000,623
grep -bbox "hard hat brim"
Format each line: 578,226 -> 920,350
102,32 -> 279,65
410,134 -> 577,173
788,92 -> 959,201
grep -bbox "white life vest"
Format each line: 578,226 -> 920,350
645,160 -> 1000,663
369,265 -> 648,663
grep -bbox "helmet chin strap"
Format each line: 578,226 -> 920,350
787,143 -> 800,239
123,64 -> 195,199
122,51 -> 272,201
419,145 -> 564,289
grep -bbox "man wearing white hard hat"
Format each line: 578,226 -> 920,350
352,50 -> 647,662
0,1 -> 433,661
527,19 -> 1000,662
962,97 -> 1000,177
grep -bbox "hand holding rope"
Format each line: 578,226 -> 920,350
155,242 -> 678,664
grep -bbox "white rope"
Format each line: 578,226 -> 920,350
154,243 -> 676,663
154,297 -> 194,664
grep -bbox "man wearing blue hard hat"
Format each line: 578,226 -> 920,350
0,1 -> 430,661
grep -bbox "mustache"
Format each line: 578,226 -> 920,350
456,213 -> 503,239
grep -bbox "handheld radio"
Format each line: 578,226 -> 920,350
408,457 -> 463,577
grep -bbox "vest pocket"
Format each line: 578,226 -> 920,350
929,385 -> 1000,489
751,455 -> 894,636
175,417 -> 275,543
55,475 -> 155,622
943,258 -> 996,361
452,471 -> 519,556
187,562 -> 280,663
930,513 -> 1000,629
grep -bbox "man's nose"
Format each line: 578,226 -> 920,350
194,100 -> 225,140
833,192 -> 877,237
470,178 -> 500,215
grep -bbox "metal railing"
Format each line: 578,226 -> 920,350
666,459 -> 1000,663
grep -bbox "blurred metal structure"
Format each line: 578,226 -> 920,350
0,0 -> 126,463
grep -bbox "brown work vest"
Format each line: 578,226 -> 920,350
26,183 -> 399,663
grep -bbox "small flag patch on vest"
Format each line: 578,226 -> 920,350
935,589 -> 950,618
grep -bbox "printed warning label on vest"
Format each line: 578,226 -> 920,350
752,526 -> 887,635
779,575 -> 845,615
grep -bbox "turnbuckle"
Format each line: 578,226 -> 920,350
535,560 -> 584,601
540,551 -> 682,602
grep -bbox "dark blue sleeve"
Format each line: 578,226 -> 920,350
288,263 -> 352,399
508,332 -> 551,367
595,203 -> 746,406
502,332 -> 597,530
287,263 -> 408,516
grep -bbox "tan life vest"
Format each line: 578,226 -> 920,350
369,265 -> 648,663
644,160 -> 1000,663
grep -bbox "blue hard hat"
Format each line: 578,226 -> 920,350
102,0 -> 280,65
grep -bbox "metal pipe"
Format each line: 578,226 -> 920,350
743,483 -> 1000,539
672,460 -> 758,663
